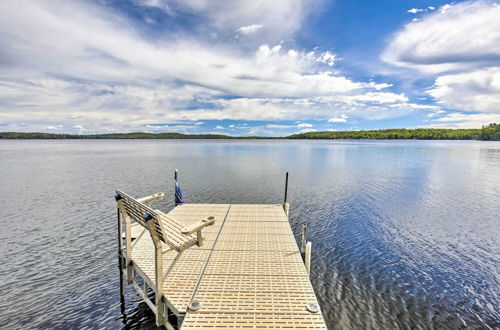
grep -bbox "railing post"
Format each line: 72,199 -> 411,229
145,217 -> 166,327
117,207 -> 123,253
116,197 -> 134,283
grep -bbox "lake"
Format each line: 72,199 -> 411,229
0,139 -> 498,329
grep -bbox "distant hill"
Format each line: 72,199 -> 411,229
1,123 -> 498,140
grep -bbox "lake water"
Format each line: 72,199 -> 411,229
0,139 -> 498,329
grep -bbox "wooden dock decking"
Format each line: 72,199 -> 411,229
119,197 -> 327,329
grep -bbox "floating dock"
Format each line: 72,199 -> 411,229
115,187 -> 326,328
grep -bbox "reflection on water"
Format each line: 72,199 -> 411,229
0,140 -> 499,329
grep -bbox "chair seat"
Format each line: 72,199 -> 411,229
158,212 -> 198,252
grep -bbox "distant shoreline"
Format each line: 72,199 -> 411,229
1,124 -> 498,141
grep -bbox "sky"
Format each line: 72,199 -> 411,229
0,0 -> 499,136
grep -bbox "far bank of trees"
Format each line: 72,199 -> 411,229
0,123 -> 498,140
479,123 -> 500,140
288,124 -> 499,141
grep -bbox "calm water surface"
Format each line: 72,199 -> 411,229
0,140 -> 499,329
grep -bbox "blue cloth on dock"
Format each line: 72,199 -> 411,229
175,178 -> 185,206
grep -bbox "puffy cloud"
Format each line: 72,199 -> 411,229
237,24 -> 264,34
384,1 -> 500,73
214,125 -> 224,129
427,67 -> 500,112
316,51 -> 337,66
0,0 -> 435,132
385,1 -> 500,117
297,123 -> 313,128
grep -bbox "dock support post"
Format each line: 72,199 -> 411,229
301,223 -> 308,255
145,217 -> 166,327
283,202 -> 289,217
283,172 -> 289,216
305,241 -> 312,275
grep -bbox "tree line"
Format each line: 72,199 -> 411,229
1,123 -> 498,140
288,124 -> 499,141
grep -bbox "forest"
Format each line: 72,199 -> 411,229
289,124 -> 499,140
1,123 -> 498,140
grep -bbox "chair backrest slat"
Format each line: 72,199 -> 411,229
116,189 -> 167,243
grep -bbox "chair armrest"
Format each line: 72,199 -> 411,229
137,192 -> 164,204
181,216 -> 216,235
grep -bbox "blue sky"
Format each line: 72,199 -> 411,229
0,0 -> 499,135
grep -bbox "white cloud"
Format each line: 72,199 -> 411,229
428,113 -> 500,128
133,0 -> 172,13
266,124 -> 294,129
384,1 -> 500,119
439,3 -> 454,13
0,0 -> 436,132
316,51 -> 337,66
407,8 -> 424,14
328,114 -> 348,123
162,93 -> 424,122
346,92 -> 407,103
214,125 -> 224,129
384,1 -> 500,73
298,128 -> 316,133
297,123 -> 313,128
237,24 -> 264,34
426,110 -> 446,118
45,125 -> 62,130
171,0 -> 320,41
427,67 -> 500,112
